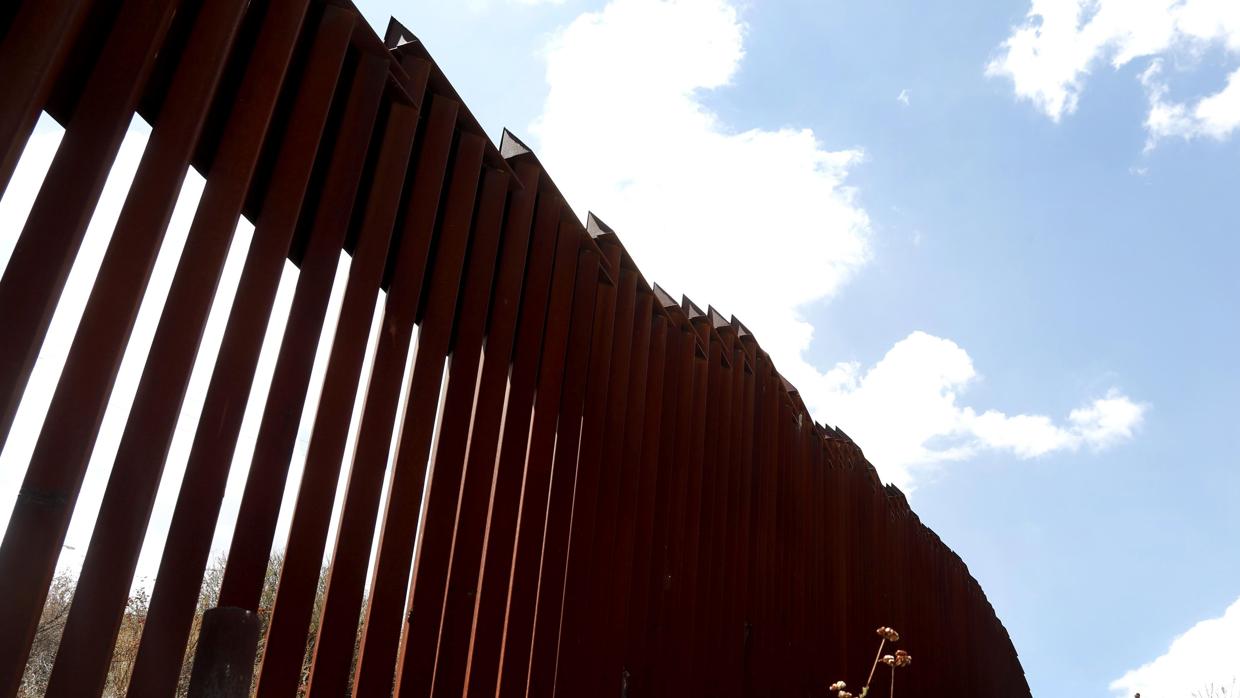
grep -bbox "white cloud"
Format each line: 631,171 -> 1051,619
531,0 -> 869,422
897,88 -> 911,106
1110,596 -> 1240,697
988,0 -> 1240,144
1144,59 -> 1240,144
1068,387 -> 1146,446
531,0 -> 1145,489
808,332 -> 1145,488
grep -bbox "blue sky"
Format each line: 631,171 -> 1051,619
0,0 -> 1237,695
346,0 -> 1239,694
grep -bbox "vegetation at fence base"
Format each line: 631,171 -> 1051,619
830,626 -> 914,698
18,552 -> 356,697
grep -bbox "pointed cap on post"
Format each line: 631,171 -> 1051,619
682,296 -> 705,321
779,374 -> 798,397
731,315 -> 753,339
500,128 -> 533,159
385,18 -> 418,49
586,212 -> 615,239
708,306 -> 729,330
653,283 -> 679,310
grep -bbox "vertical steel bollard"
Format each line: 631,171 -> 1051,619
187,607 -> 261,698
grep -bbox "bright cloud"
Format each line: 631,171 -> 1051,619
531,0 -> 1145,490
1143,59 -> 1240,144
810,332 -> 1145,488
1110,595 -> 1240,697
988,0 -> 1240,143
531,0 -> 869,425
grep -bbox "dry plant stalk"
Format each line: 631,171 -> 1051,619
831,626 -> 912,698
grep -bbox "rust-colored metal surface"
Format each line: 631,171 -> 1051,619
0,2 -> 1030,696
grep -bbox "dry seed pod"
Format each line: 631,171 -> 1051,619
875,626 -> 901,642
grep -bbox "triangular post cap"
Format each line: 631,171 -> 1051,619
499,129 -> 533,159
653,283 -> 678,310
707,306 -> 729,330
682,296 -> 705,320
730,315 -> 753,339
779,374 -> 798,395
586,212 -> 615,238
385,18 -> 418,49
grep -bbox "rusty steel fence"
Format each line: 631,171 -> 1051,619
0,0 -> 1031,696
